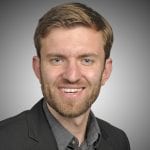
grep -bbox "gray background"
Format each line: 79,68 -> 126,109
0,0 -> 150,149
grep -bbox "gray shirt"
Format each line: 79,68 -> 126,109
43,101 -> 101,150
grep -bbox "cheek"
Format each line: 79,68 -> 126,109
83,68 -> 102,84
41,66 -> 62,84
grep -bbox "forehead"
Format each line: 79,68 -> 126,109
40,27 -> 105,56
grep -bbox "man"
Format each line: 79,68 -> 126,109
0,2 -> 130,150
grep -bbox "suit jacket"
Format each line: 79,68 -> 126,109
0,99 -> 130,150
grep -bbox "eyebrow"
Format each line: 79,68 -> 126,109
46,53 -> 65,59
79,53 -> 99,58
45,52 -> 99,59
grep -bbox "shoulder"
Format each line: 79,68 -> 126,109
0,100 -> 41,131
0,111 -> 30,149
0,100 -> 43,132
0,100 -> 45,149
97,118 -> 125,136
0,110 -> 28,131
0,110 -> 30,144
97,118 -> 130,149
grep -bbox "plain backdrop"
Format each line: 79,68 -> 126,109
0,0 -> 150,149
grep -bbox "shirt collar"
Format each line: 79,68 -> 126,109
43,101 -> 73,150
86,111 -> 101,146
43,100 -> 101,150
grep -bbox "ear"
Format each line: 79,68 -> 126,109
32,56 -> 41,82
101,58 -> 112,86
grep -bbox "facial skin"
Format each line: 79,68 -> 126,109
33,26 -> 112,118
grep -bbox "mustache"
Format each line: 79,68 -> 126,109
55,78 -> 90,87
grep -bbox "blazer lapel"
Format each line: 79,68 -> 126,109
26,100 -> 58,150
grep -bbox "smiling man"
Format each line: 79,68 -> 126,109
0,2 -> 130,150
34,27 -> 109,119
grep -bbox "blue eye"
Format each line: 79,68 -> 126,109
82,58 -> 94,65
50,57 -> 63,65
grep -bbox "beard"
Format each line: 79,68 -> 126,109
41,76 -> 102,118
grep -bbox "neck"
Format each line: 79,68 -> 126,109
47,103 -> 90,145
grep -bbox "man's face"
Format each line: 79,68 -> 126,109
33,27 -> 112,118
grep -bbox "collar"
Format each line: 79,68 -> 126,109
43,101 -> 74,150
26,99 -> 114,150
86,111 -> 101,146
43,100 -> 101,150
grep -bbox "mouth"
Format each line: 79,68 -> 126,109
61,88 -> 84,93
58,87 -> 85,96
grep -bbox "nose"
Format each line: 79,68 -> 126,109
62,60 -> 81,83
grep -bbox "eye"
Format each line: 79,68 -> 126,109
81,57 -> 94,65
50,57 -> 64,65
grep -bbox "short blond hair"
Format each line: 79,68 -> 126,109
34,2 -> 113,60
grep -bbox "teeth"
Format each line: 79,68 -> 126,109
62,88 -> 82,93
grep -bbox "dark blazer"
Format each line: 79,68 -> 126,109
0,100 -> 130,150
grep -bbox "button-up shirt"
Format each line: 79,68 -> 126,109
43,101 -> 101,150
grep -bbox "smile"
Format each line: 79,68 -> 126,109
60,88 -> 85,93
